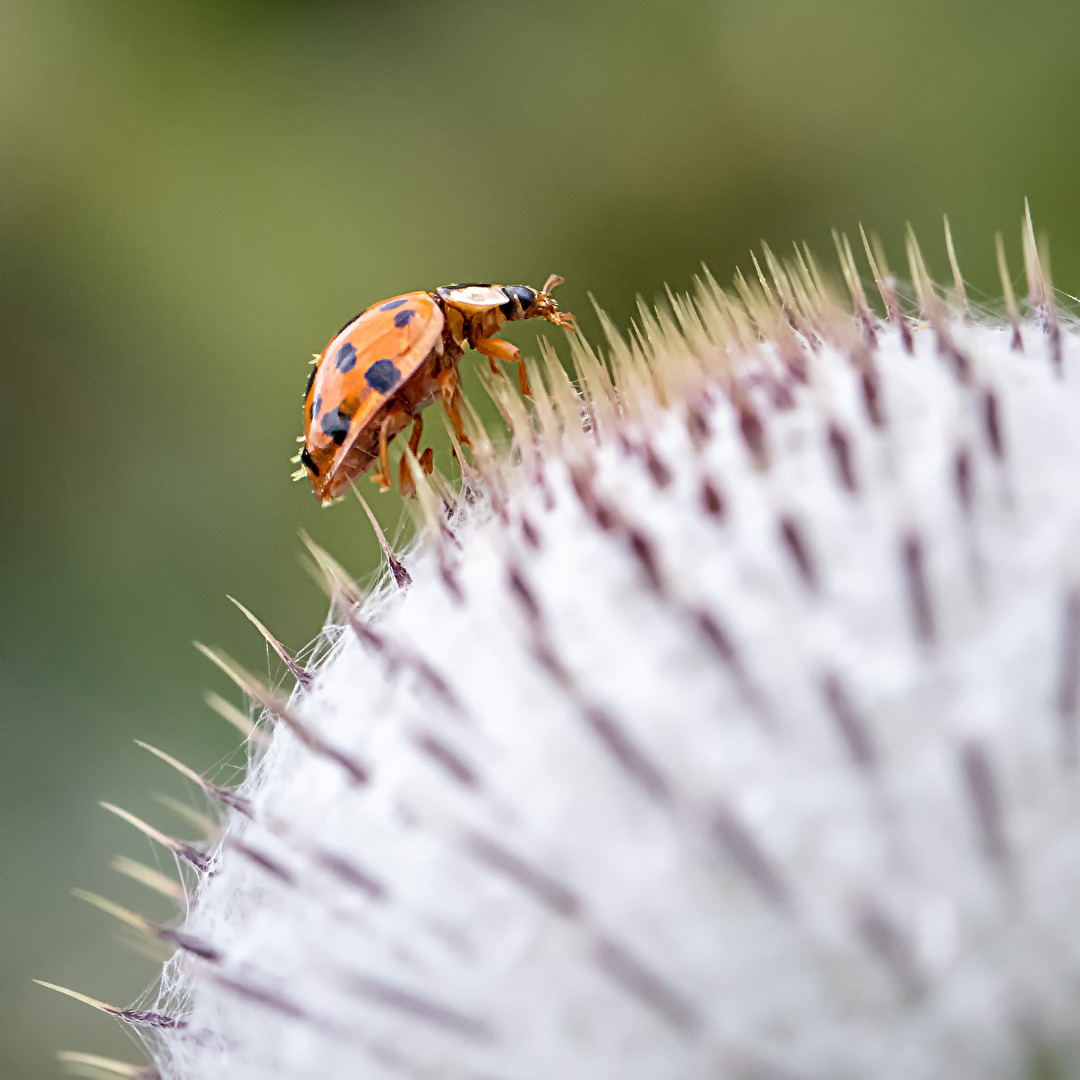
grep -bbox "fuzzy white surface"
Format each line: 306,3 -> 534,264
152,319 -> 1080,1080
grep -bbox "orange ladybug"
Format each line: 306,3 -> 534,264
297,275 -> 576,503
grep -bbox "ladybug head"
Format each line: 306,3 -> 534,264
501,275 -> 578,331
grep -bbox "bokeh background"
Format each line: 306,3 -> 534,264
4,1 -> 1080,1075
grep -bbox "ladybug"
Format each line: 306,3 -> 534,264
296,274 -> 576,503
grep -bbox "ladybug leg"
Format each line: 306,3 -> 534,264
437,367 -> 472,449
398,414 -> 425,497
370,414 -> 394,493
407,412 -> 424,456
474,336 -> 532,398
371,407 -> 409,493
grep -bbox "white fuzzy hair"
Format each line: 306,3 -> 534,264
64,215 -> 1080,1080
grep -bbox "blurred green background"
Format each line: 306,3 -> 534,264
3,0 -> 1080,1075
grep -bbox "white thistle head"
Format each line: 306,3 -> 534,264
47,207 -> 1080,1080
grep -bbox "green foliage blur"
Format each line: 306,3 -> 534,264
3,1 -> 1080,1075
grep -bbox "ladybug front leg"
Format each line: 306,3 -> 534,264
473,336 -> 532,398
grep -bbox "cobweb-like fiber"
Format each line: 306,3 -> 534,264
118,225 -> 1080,1080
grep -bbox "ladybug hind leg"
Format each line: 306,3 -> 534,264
398,414 -> 433,497
473,336 -> 532,398
371,406 -> 409,493
437,367 -> 472,449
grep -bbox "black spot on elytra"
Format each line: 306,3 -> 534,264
365,359 -> 400,393
380,298 -> 408,311
394,309 -> 416,328
300,448 -> 319,476
312,394 -> 322,417
335,342 -> 357,373
321,407 -> 353,446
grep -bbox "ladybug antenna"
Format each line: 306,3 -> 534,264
538,274 -> 578,332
